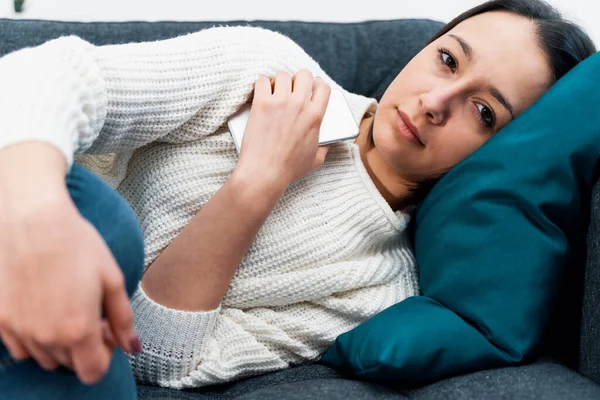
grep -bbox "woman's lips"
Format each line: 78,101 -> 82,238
396,110 -> 424,146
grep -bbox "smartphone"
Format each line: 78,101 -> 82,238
227,88 -> 359,155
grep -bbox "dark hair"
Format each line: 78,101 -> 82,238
411,0 -> 597,202
427,0 -> 596,82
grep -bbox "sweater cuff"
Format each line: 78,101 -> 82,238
128,282 -> 221,386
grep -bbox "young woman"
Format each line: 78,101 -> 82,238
0,0 -> 595,396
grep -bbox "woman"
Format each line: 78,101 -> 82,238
0,0 -> 595,396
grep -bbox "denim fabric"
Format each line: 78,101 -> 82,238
0,164 -> 144,400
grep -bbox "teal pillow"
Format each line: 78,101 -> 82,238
320,51 -> 600,385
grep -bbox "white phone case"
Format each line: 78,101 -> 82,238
227,88 -> 359,155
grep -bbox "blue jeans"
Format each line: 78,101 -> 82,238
0,164 -> 144,400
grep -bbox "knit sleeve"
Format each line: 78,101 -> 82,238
0,26 -> 339,166
127,282 -> 221,386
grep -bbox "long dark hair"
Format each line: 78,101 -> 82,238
411,0 -> 597,202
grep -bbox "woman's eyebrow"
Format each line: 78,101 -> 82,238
449,33 -> 515,121
489,86 -> 515,121
448,34 -> 472,61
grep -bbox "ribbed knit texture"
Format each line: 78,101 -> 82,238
0,26 -> 419,389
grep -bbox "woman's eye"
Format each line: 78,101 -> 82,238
438,48 -> 457,71
476,103 -> 495,129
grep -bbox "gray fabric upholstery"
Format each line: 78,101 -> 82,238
407,359 -> 600,400
135,360 -> 600,400
136,364 -> 346,400
580,177 -> 600,381
1,17 -> 600,398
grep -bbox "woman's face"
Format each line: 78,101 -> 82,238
374,11 -> 553,182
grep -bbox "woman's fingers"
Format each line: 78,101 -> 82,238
46,346 -> 73,369
312,145 -> 330,171
292,69 -> 314,102
102,261 -> 136,354
70,328 -> 113,385
23,338 -> 59,371
0,317 -> 119,374
2,328 -> 74,370
316,145 -> 330,160
241,70 -> 331,186
0,328 -> 30,361
272,71 -> 292,96
310,77 -> 332,116
261,69 -> 315,101
254,76 -> 273,102
101,319 -> 117,348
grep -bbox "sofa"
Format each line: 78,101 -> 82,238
1,17 -> 600,400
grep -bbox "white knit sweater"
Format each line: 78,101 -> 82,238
0,26 -> 419,389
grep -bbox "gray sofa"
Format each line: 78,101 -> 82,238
2,17 -> 600,400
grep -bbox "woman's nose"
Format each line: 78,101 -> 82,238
418,84 -> 461,126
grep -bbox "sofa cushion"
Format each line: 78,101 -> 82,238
406,359 -> 600,400
135,360 -> 600,400
136,363 -> 348,400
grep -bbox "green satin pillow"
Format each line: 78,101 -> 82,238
321,51 -> 600,385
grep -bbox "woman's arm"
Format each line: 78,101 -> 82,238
127,71 -> 331,386
0,26 -> 339,167
141,70 -> 332,312
141,170 -> 286,311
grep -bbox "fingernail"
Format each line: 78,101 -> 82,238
129,335 -> 142,353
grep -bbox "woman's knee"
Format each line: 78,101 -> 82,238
66,164 -> 144,298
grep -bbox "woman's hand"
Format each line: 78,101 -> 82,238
0,142 -> 137,385
235,69 -> 331,191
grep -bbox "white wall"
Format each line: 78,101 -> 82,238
1,0 -> 598,46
